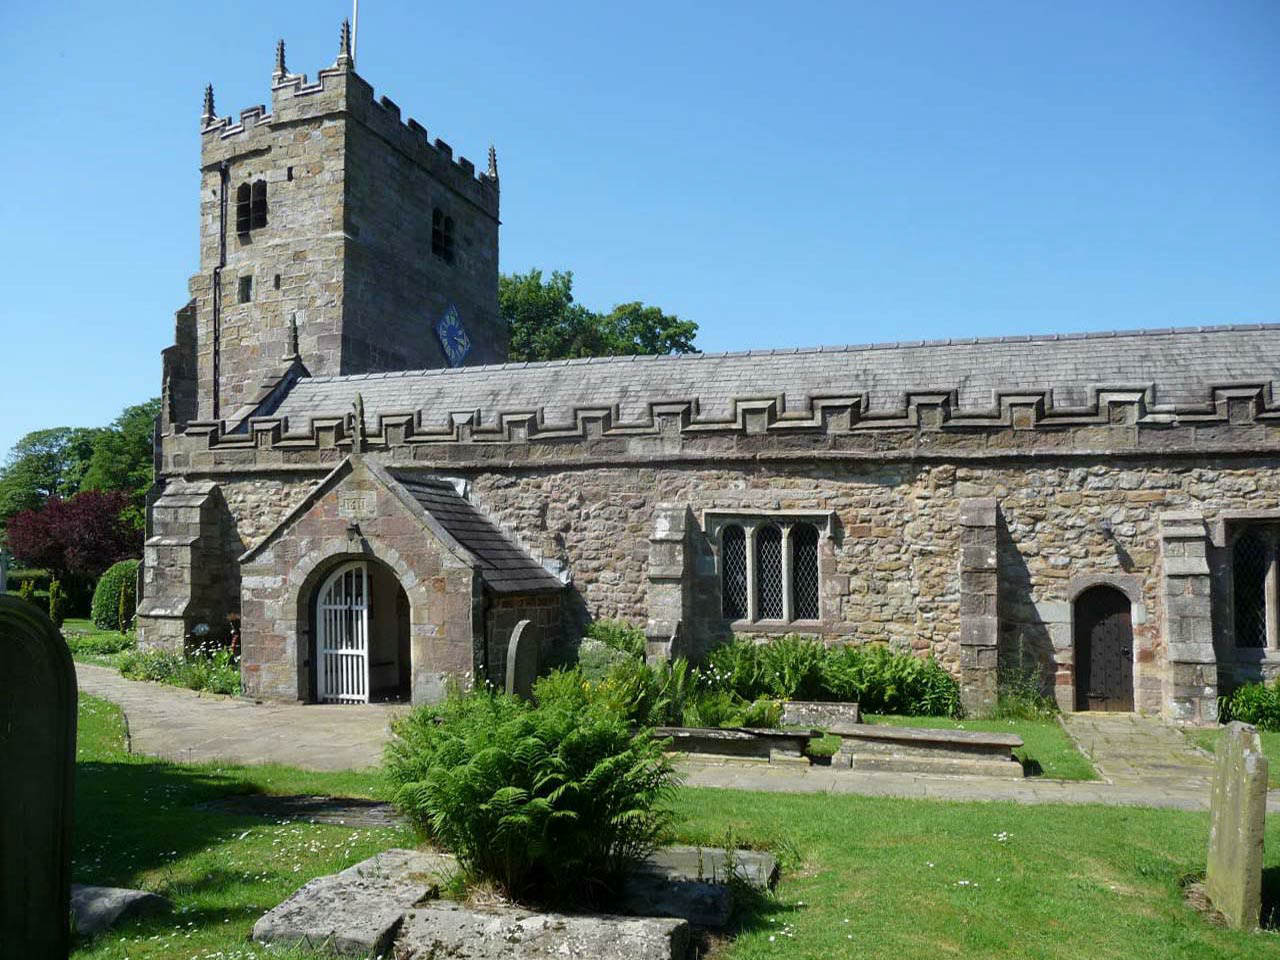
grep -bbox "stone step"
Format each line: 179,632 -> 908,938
842,753 -> 1025,778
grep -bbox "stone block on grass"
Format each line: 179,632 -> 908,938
1205,721 -> 1268,929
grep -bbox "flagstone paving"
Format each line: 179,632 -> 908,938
75,662 -> 399,771
77,661 -> 1272,812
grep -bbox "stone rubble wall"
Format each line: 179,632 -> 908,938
151,428 -> 1280,716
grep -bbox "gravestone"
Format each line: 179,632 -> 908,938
1205,721 -> 1268,929
0,594 -> 77,957
505,619 -> 538,700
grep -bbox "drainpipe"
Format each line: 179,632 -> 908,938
211,160 -> 229,420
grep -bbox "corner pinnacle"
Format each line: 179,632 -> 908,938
201,84 -> 216,125
336,19 -> 353,68
487,144 -> 499,180
274,39 -> 287,80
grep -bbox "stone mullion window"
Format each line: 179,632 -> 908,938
715,514 -> 827,626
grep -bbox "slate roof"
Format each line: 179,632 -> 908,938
271,324 -> 1280,429
388,472 -> 563,593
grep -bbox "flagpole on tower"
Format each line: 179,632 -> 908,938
352,0 -> 359,65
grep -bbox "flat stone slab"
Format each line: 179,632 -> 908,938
652,726 -> 818,762
780,700 -> 861,728
256,843 -> 767,956
395,901 -> 688,959
620,844 -> 779,928
71,885 -> 171,936
252,848 -> 454,956
201,793 -> 404,828
644,844 -> 778,890
832,723 -> 1023,749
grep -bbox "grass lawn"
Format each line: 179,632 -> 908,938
1185,726 -> 1280,788
864,714 -> 1098,781
62,617 -> 136,667
72,696 -> 409,959
72,694 -> 1275,959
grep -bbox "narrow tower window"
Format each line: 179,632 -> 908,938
238,275 -> 253,304
235,182 -> 252,234
251,180 -> 268,229
432,208 -> 456,263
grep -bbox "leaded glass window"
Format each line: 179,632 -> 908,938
792,523 -> 820,620
755,525 -> 784,619
1235,528 -> 1271,648
722,525 -> 748,620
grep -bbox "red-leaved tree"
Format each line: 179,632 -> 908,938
7,490 -> 138,582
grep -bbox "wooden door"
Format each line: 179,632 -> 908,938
1074,586 -> 1134,711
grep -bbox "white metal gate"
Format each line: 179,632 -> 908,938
317,561 -> 370,704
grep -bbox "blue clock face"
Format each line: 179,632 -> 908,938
435,304 -> 471,367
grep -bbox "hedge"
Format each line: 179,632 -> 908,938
91,559 -> 139,631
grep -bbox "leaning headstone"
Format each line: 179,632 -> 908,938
505,619 -> 538,700
1205,721 -> 1268,929
0,595 -> 77,957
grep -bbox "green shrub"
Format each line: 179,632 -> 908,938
9,568 -> 50,594
48,579 -> 66,628
385,689 -> 679,906
577,638 -> 632,681
820,643 -> 960,716
759,635 -> 826,699
1221,680 -> 1280,731
585,618 -> 647,658
117,641 -> 241,695
18,577 -> 35,604
67,630 -> 136,656
91,559 -> 139,631
702,636 -> 960,717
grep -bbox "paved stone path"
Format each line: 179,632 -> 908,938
1060,710 -> 1216,790
76,662 -> 400,771
77,662 -> 1272,812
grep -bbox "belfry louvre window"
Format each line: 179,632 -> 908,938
251,180 -> 267,229
717,517 -> 825,624
432,208 -> 455,263
236,183 -> 252,233
236,180 -> 267,233
1233,525 -> 1280,649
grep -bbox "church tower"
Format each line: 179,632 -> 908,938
165,23 -> 504,427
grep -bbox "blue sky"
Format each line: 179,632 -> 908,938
0,1 -> 1276,455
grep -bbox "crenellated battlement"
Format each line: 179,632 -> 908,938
199,25 -> 497,213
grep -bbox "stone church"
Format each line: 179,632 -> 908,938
138,25 -> 1280,724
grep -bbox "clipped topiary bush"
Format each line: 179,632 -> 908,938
47,579 -> 67,629
385,689 -> 679,906
91,559 -> 140,631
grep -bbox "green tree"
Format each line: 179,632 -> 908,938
598,301 -> 697,356
500,269 -> 697,362
80,398 -> 161,531
0,426 -> 100,526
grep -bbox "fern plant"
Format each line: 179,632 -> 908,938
385,689 -> 680,906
